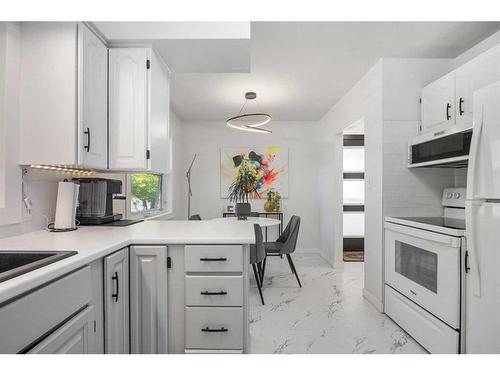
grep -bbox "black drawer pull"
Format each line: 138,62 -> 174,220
200,290 -> 228,296
446,103 -> 452,121
201,327 -> 228,333
200,257 -> 227,262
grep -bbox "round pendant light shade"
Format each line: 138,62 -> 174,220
226,92 -> 272,134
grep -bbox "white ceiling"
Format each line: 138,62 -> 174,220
94,22 -> 500,122
170,22 -> 500,121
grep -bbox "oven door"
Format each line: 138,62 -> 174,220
384,222 -> 461,328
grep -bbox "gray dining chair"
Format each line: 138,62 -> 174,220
235,203 -> 251,219
189,214 -> 202,220
250,224 -> 266,305
262,215 -> 302,287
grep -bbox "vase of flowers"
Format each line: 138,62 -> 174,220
264,189 -> 281,212
228,158 -> 259,219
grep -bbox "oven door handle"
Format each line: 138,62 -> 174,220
384,222 -> 461,248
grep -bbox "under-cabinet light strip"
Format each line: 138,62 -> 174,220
30,164 -> 95,175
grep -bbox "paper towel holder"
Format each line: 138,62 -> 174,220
48,179 -> 80,232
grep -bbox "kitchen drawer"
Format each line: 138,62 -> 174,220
185,275 -> 243,307
184,245 -> 243,273
384,285 -> 459,354
0,266 -> 92,353
185,307 -> 243,350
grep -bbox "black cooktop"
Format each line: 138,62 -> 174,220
395,217 -> 466,230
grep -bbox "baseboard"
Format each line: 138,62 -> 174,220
363,288 -> 383,312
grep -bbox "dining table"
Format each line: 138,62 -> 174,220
210,216 -> 281,242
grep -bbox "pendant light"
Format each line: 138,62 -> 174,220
226,92 -> 272,134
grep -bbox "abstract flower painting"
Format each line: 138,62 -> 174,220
220,147 -> 289,198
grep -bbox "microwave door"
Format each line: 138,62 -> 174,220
467,81 -> 500,201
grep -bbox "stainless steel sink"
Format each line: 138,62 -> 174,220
0,250 -> 77,283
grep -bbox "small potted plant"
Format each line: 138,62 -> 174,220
264,188 -> 282,212
228,158 -> 259,219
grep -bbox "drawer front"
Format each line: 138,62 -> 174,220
185,275 -> 243,307
0,266 -> 92,353
185,245 -> 243,273
384,285 -> 459,354
185,307 -> 243,350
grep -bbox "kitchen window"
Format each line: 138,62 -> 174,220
129,173 -> 163,216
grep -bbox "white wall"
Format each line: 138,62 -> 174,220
318,58 -> 456,310
318,61 -> 384,292
169,111 -> 186,219
0,22 -> 22,227
454,30 -> 500,68
177,120 -> 321,252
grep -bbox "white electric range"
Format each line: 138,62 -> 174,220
384,187 -> 466,354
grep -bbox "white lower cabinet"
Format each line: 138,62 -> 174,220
28,305 -> 96,354
183,245 -> 248,353
185,307 -> 243,350
0,266 -> 93,353
130,245 -> 168,354
104,247 -> 130,354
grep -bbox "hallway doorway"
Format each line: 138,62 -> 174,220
342,121 -> 365,262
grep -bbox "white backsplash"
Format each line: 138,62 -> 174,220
0,168 -> 77,239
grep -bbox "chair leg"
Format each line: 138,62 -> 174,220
286,254 -> 302,288
257,262 -> 264,286
252,263 -> 265,305
260,257 -> 267,284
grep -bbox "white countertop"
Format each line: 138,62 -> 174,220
0,220 -> 255,304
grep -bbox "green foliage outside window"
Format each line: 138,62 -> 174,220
130,173 -> 162,213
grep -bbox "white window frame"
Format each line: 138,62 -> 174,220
126,172 -> 167,220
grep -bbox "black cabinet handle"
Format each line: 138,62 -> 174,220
446,103 -> 452,121
200,257 -> 227,262
200,290 -> 228,295
201,327 -> 228,333
84,127 -> 91,152
112,271 -> 119,302
465,251 -> 471,274
459,97 -> 465,116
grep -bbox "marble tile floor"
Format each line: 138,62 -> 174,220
248,253 -> 427,354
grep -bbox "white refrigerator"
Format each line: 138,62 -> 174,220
465,80 -> 500,353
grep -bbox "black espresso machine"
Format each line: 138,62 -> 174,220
73,178 -> 123,225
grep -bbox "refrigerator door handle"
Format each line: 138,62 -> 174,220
467,105 -> 484,200
466,200 -> 483,297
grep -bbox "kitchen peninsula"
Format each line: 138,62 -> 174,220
0,220 -> 254,354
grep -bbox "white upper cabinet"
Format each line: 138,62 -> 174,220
421,72 -> 455,134
78,24 -> 108,169
150,51 -> 171,174
108,48 -> 170,173
19,22 -> 108,168
455,44 -> 500,130
108,48 -> 150,170
421,43 -> 500,136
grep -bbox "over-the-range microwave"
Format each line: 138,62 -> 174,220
408,128 -> 472,168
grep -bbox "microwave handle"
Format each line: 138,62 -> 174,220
467,106 -> 483,200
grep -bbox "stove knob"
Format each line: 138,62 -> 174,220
454,192 -> 461,199
447,192 -> 453,199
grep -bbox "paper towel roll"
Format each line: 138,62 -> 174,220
54,181 -> 79,230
